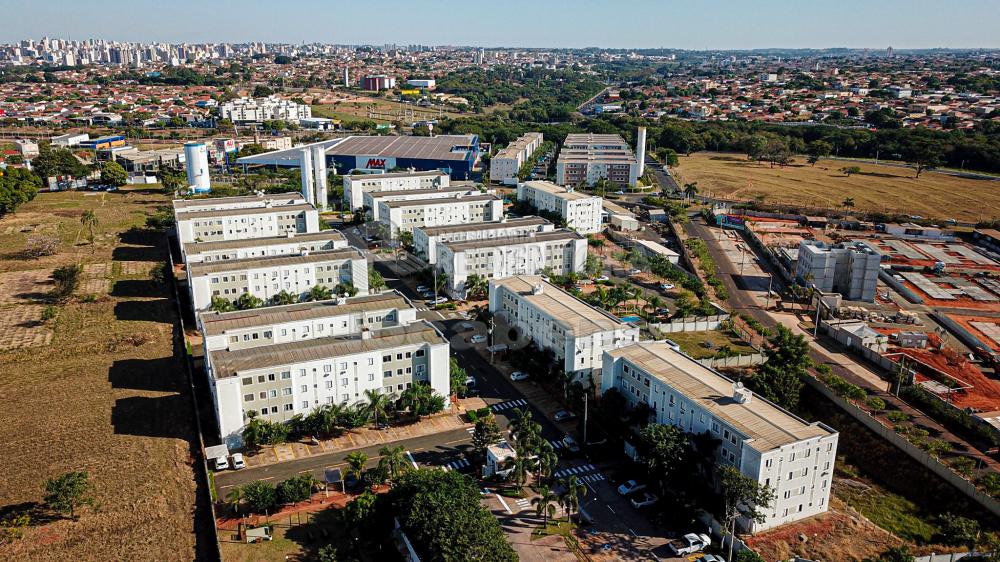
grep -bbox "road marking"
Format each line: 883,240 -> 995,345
218,484 -> 232,490
298,469 -> 312,474
445,438 -> 466,445
445,458 -> 470,470
606,505 -> 616,515
494,492 -> 513,514
260,476 -> 275,481
629,528 -> 637,537
405,450 -> 419,469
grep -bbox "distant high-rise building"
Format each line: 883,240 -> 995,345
343,67 -> 350,87
475,49 -> 485,65
886,46 -> 894,58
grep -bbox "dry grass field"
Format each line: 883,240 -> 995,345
672,152 -> 1000,223
0,189 -> 205,561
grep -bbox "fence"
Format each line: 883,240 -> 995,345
698,353 -> 767,369
651,313 -> 730,333
878,269 -> 925,304
804,374 -> 1000,518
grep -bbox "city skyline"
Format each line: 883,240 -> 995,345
5,0 -> 1000,50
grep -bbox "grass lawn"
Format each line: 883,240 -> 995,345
672,152 -> 1000,223
834,465 -> 938,543
311,98 -> 463,124
530,519 -> 576,540
0,187 -> 204,561
661,329 -> 755,359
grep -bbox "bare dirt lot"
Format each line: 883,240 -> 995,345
673,152 -> 1000,223
0,189 -> 207,561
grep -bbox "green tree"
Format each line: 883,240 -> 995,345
744,134 -> 768,162
585,254 -> 603,278
224,487 -> 243,516
43,471 -> 97,519
364,388 -> 393,428
638,423 -> 692,493
333,281 -> 359,297
531,486 -> 559,528
242,412 -> 289,449
100,161 -> 128,187
806,140 -> 832,166
558,475 -> 587,523
862,546 -> 915,562
749,324 -> 813,410
907,140 -> 945,178
661,148 -> 679,167
51,264 -> 82,300
80,210 -> 98,246
270,290 -> 297,306
937,512 -> 980,547
345,451 -> 369,484
305,284 -> 333,302
842,197 -> 855,211
242,480 -> 278,514
377,445 -> 410,485
397,230 -> 414,248
718,465 -> 774,562
158,168 -> 185,195
277,474 -> 316,505
234,293 -> 264,310
209,295 -> 235,312
343,490 -> 378,528
369,266 -> 386,292
683,182 -> 699,200
0,167 -> 42,216
465,273 -> 488,300
734,552 -> 767,562
317,544 -> 340,562
840,165 -> 862,177
472,415 -> 503,459
449,357 -> 469,397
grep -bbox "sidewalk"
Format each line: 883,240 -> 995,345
243,408 -> 476,470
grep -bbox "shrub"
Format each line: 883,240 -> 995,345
242,480 -> 278,513
949,456 -> 976,477
50,264 -> 82,300
867,397 -> 887,411
23,234 -> 59,258
41,305 -> 58,322
277,475 -> 316,504
734,552 -> 767,562
937,512 -> 980,546
886,410 -> 910,424
980,473 -> 1000,498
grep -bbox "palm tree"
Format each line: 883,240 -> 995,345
81,210 -> 98,245
270,290 -> 297,306
364,389 -> 392,429
345,451 -> 368,484
305,284 -> 333,302
683,182 -> 699,200
466,274 -> 488,300
377,445 -> 409,485
225,486 -> 243,516
842,197 -> 855,212
559,476 -> 587,523
503,455 -> 531,487
534,441 -> 558,485
532,486 -> 559,528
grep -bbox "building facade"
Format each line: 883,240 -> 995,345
796,240 -> 882,302
187,248 -> 368,311
364,187 -> 483,221
490,132 -> 543,184
219,96 -> 312,124
555,133 -> 640,188
175,203 -> 320,247
489,276 -> 639,379
378,195 -> 503,237
206,321 -> 450,443
517,180 -> 603,234
172,192 -> 305,214
602,342 -> 839,532
414,216 -> 553,264
183,230 -> 347,264
343,170 -> 450,211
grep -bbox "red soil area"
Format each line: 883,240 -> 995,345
901,280 -> 1000,313
948,313 -> 1000,353
895,342 -> 1000,411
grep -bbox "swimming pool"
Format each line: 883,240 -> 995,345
620,316 -> 642,323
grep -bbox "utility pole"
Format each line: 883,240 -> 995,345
583,392 -> 589,446
764,274 -> 773,310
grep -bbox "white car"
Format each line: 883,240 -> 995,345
561,435 -> 580,453
659,283 -> 675,290
510,371 -> 529,381
214,456 -> 229,471
594,275 -> 610,283
470,334 -> 487,344
629,269 -> 642,275
615,190 -> 625,195
630,491 -> 658,508
617,479 -> 646,496
231,453 -> 245,470
416,285 -> 430,293
430,296 -> 449,305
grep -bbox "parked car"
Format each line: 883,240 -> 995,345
561,435 -> 580,453
214,456 -> 229,471
629,268 -> 642,275
594,275 -> 610,283
617,479 -> 646,496
701,555 -> 727,562
510,370 -> 529,381
630,492 -> 658,509
416,285 -> 429,293
430,296 -> 449,305
470,334 -> 487,344
231,453 -> 245,470
668,533 -> 711,556
615,190 -> 625,195
659,283 -> 675,290
553,410 -> 576,422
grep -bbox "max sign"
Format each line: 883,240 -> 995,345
366,158 -> 386,169
357,156 -> 396,170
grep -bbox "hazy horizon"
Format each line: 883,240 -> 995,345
4,0 -> 1000,51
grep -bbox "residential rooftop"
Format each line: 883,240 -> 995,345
175,202 -> 315,220
522,180 -> 594,201
209,321 -> 445,379
187,247 -> 364,276
172,192 -> 304,210
366,187 -> 477,199
417,216 -> 549,237
492,276 -> 628,337
344,170 -> 447,181
607,342 -> 834,451
380,194 -> 498,209
200,292 -> 412,335
183,230 -> 345,254
442,229 -> 582,252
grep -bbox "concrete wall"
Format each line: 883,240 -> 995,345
650,313 -> 729,334
697,353 -> 767,369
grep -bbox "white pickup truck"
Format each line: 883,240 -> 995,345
667,533 -> 711,556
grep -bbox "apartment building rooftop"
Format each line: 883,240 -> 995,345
563,133 -> 630,146
183,230 -> 345,253
187,247 -> 365,277
522,180 -> 593,201
493,276 -> 627,337
200,292 -> 411,336
608,342 -> 834,451
418,216 -> 549,236
367,187 -> 474,199
172,192 -> 304,211
175,203 -> 316,220
209,321 -> 444,379
381,194 -> 497,209
442,229 -> 583,252
495,132 -> 543,159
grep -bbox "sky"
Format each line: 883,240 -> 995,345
3,0 -> 999,50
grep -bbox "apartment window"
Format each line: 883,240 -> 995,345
281,371 -> 291,380
259,392 -> 266,399
302,401 -> 309,409
723,429 -> 731,440
267,373 -> 276,382
242,377 -> 253,386
283,403 -> 294,412
341,378 -> 348,386
243,394 -> 254,402
383,354 -> 392,362
301,385 -> 308,392
257,375 -> 266,384
368,358 -> 375,366
325,381 -> 333,389
368,373 -> 375,382
384,370 -> 392,378
712,422 -> 720,433
299,369 -> 306,377
323,365 -> 332,373
268,390 -> 277,398
765,459 -> 772,468
230,336 -> 239,343
282,388 -> 292,396
405,352 -> 412,359
788,472 -> 794,480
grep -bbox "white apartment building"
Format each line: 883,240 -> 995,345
183,230 -> 347,264
517,180 -> 603,234
343,170 -> 450,211
219,96 -> 312,124
187,248 -> 368,311
555,133 -> 640,188
364,187 -> 485,221
632,238 -> 680,264
414,216 -> 553,264
602,342 -> 839,532
490,132 -> 543,184
489,276 -> 639,379
206,321 -> 450,443
199,291 -> 418,353
796,240 -> 882,302
175,204 -> 320,247
172,192 -> 305,214
379,195 -> 503,238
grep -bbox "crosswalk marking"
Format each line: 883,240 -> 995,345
490,398 -> 528,412
515,498 -> 532,510
553,464 -> 596,478
444,458 -> 470,471
466,427 -> 476,434
549,439 -> 563,449
582,473 -> 605,483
